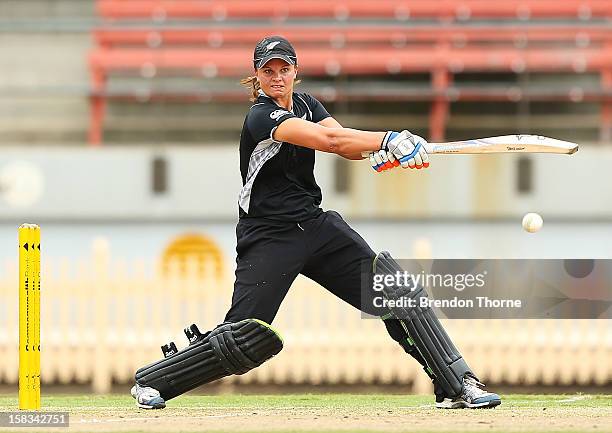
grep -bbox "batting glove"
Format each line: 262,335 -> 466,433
369,149 -> 399,172
381,130 -> 430,170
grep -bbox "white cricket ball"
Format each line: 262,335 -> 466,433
522,212 -> 543,233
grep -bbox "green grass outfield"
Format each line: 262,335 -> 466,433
0,393 -> 610,433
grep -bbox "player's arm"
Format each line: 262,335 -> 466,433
274,117 -> 429,171
274,117 -> 385,155
317,117 -> 364,160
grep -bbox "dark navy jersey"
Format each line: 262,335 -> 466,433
238,91 -> 331,221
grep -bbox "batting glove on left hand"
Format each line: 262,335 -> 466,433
369,149 -> 399,172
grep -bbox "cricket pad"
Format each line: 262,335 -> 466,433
374,251 -> 473,398
135,319 -> 283,400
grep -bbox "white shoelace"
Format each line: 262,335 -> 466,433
463,377 -> 489,399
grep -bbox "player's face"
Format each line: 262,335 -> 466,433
256,59 -> 297,99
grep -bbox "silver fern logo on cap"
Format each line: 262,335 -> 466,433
266,41 -> 281,51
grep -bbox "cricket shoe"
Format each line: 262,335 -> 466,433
436,376 -> 501,409
130,383 -> 166,409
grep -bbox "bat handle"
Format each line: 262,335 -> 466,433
361,142 -> 435,159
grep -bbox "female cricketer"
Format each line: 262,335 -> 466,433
130,36 -> 501,411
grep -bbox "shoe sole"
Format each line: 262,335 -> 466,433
136,401 -> 166,410
436,399 -> 501,409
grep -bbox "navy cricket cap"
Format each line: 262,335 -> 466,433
253,36 -> 298,69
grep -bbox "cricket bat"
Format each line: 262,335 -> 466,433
364,134 -> 578,158
423,134 -> 578,155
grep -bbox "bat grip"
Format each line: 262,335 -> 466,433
361,142 -> 435,159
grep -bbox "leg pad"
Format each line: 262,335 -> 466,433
374,251 -> 473,398
135,319 -> 283,400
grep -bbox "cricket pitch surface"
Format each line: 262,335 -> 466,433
0,394 -> 610,433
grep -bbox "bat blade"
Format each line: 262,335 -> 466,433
425,135 -> 579,155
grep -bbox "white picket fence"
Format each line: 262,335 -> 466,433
0,241 -> 610,393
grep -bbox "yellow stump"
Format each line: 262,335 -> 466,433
18,224 -> 41,410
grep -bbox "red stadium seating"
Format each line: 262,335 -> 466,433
97,0 -> 612,20
93,26 -> 612,49
88,0 -> 612,145
90,46 -> 612,75
89,44 -> 612,144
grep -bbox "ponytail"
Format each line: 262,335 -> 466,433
240,75 -> 261,102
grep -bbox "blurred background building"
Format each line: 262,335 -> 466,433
0,0 -> 610,393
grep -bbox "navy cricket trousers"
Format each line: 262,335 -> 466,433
224,210 -> 377,323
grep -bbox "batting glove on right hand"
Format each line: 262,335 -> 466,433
381,130 -> 430,169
